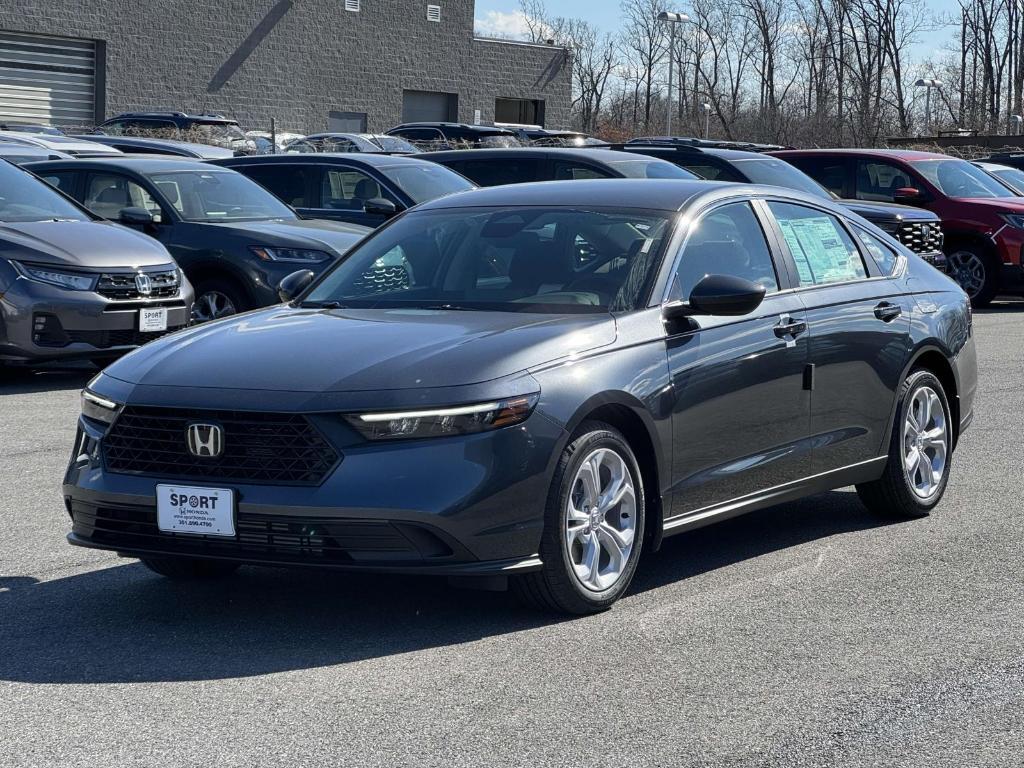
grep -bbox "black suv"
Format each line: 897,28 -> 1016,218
386,122 -> 522,150
421,147 -> 697,185
615,141 -> 946,269
214,153 -> 475,228
97,112 -> 257,155
27,157 -> 369,322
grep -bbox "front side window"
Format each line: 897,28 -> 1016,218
669,201 -> 779,301
910,158 -> 1016,199
321,168 -> 395,209
0,162 -> 87,223
768,201 -> 867,286
856,160 -> 916,202
146,170 -> 297,222
379,163 -> 475,202
84,173 -> 163,222
303,206 -> 675,313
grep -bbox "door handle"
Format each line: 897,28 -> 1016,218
874,302 -> 902,322
773,317 -> 808,338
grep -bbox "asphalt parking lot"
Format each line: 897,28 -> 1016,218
1,304 -> 1022,767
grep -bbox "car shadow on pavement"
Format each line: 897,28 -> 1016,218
0,490 -> 893,685
0,366 -> 94,395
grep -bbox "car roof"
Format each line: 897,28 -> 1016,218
24,156 -> 222,173
421,147 -> 668,164
621,144 -> 768,161
216,152 -> 431,168
773,148 -> 949,161
388,122 -> 517,134
103,111 -> 239,124
413,178 -> 835,213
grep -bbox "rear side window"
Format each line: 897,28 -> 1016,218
789,156 -> 847,197
241,165 -> 311,207
39,171 -> 76,195
455,158 -> 542,186
677,161 -> 745,182
554,162 -> 612,180
857,228 -> 899,275
768,201 -> 867,286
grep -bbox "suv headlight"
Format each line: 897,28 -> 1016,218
14,262 -> 96,291
1000,213 -> 1024,229
344,394 -> 539,441
250,246 -> 332,263
81,390 -> 120,425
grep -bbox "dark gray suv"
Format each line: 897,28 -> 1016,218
0,160 -> 192,365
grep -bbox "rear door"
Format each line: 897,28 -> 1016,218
764,200 -> 913,474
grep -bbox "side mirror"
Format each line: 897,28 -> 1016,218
663,274 -> 767,320
363,197 -> 400,217
119,206 -> 154,227
278,269 -> 315,303
893,187 -> 924,204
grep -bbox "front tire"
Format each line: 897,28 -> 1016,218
856,370 -> 952,519
140,556 -> 241,579
514,422 -> 645,614
191,278 -> 247,323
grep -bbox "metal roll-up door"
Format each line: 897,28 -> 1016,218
0,31 -> 97,128
401,90 -> 458,123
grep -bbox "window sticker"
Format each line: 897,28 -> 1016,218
778,215 -> 864,284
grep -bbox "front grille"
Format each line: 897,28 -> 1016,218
896,222 -> 944,254
97,269 -> 179,300
66,327 -> 180,349
103,407 -> 340,485
70,503 -> 453,563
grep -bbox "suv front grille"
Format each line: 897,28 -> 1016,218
896,222 -> 944,254
103,407 -> 340,485
97,268 -> 179,300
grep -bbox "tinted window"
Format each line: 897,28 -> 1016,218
607,159 -> 695,179
768,202 -> 867,285
379,163 -> 474,202
857,228 -> 899,275
320,168 -> 396,209
986,164 -> 1024,193
0,162 -> 86,222
39,171 -> 76,195
84,173 -> 163,222
453,158 -> 543,186
855,160 -> 916,202
787,156 -> 847,196
241,166 -> 311,207
670,202 -> 779,301
304,207 -> 674,313
677,161 -> 745,182
909,158 -> 1015,199
554,162 -> 612,180
147,169 -> 297,222
732,158 -> 831,199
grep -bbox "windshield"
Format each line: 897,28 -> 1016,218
732,158 -> 831,199
147,169 -> 297,222
607,159 -> 695,179
910,158 -> 1016,199
370,135 -> 421,153
984,164 -> 1024,194
380,163 -> 475,203
0,161 -> 87,222
303,206 -> 674,313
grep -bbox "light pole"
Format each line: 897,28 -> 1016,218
657,11 -> 689,137
702,101 -> 712,138
914,78 -> 943,136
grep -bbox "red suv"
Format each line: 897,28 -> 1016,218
775,148 -> 1024,306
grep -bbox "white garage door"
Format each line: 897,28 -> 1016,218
0,31 -> 97,128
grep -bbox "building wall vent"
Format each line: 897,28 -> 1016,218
345,0 -> 360,11
426,5 -> 441,22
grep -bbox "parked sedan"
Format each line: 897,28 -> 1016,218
214,153 -> 475,228
27,157 -> 369,321
972,160 -> 1024,194
65,180 -> 975,614
422,147 -> 698,185
0,159 -> 192,365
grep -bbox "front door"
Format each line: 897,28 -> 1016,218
666,200 -> 812,517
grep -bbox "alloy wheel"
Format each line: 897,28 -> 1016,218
946,250 -> 986,298
902,385 -> 948,499
564,448 -> 637,592
192,290 -> 238,323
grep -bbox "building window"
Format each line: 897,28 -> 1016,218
495,98 -> 545,126
328,110 -> 367,132
426,4 -> 441,22
344,0 -> 360,11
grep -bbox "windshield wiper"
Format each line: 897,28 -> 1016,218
300,300 -> 346,309
421,303 -> 478,311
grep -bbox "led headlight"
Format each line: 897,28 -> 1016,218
81,390 -> 120,425
250,246 -> 331,263
14,262 -> 96,291
345,394 -> 539,441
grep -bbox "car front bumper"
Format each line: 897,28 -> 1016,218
0,277 -> 193,363
62,408 -> 564,575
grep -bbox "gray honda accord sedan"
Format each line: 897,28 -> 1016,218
64,179 -> 977,614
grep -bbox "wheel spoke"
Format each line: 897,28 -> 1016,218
905,446 -> 922,480
582,534 -> 601,589
923,427 -> 945,450
577,457 -> 600,508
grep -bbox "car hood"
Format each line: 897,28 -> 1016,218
0,219 -> 173,268
103,306 -> 617,392
954,196 -> 1024,212
839,199 -> 938,223
206,218 -> 369,255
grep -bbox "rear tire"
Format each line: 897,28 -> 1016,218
946,246 -> 998,308
856,370 -> 952,519
513,422 -> 645,615
140,556 -> 241,579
